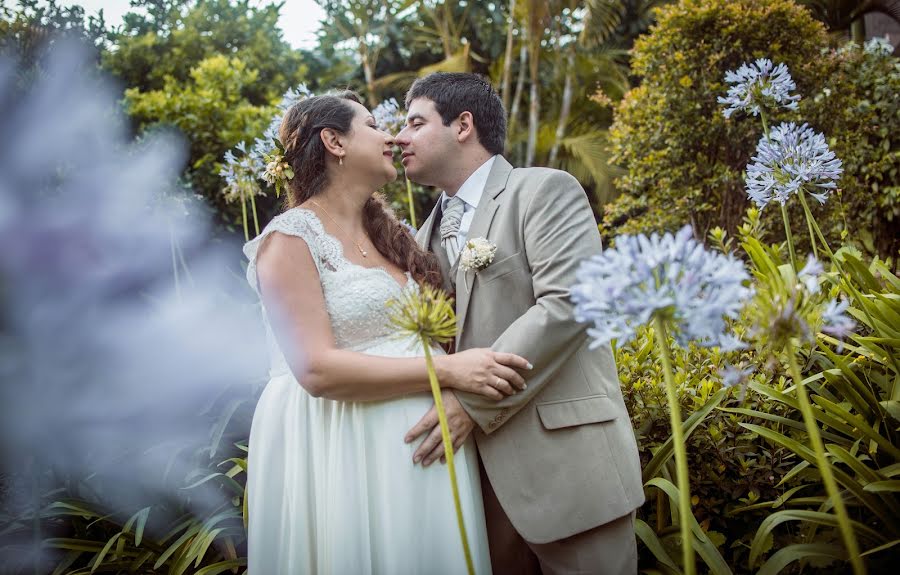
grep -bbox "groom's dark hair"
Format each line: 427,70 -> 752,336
405,72 -> 506,155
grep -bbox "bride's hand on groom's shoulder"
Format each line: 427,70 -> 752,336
435,348 -> 531,400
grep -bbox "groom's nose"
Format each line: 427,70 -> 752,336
394,126 -> 410,147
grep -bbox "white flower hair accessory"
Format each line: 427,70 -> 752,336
459,237 -> 497,273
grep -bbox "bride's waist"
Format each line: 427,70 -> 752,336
266,334 -> 446,378
342,333 -> 447,357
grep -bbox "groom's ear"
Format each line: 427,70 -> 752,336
320,128 -> 344,156
455,111 -> 475,144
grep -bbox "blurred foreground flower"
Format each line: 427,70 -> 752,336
0,41 -> 267,570
571,225 -> 750,351
718,58 -> 800,119
387,284 -> 474,575
571,225 -> 750,575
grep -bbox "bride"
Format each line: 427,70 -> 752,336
242,91 -> 530,574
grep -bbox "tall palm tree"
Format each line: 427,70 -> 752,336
320,0 -> 410,106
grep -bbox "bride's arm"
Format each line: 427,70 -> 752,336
256,232 -> 529,402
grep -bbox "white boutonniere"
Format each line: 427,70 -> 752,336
459,237 -> 497,274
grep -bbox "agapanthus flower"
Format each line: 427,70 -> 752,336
237,84 -> 314,191
797,254 -> 823,295
745,122 -> 843,208
821,298 -> 855,339
718,58 -> 800,118
571,225 -> 751,350
372,98 -> 404,133
720,364 -> 755,389
864,36 -> 894,57
219,142 -> 264,203
278,84 -> 313,111
400,219 -> 417,236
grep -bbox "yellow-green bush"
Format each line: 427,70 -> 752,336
604,0 -> 899,258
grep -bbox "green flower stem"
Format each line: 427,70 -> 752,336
249,191 -> 261,237
801,198 -> 819,259
759,109 -> 770,140
780,202 -> 798,271
653,316 -> 695,575
406,177 -> 417,229
240,196 -> 250,242
797,192 -> 835,260
785,340 -> 865,575
422,342 -> 475,575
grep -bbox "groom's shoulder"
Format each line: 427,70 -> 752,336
507,165 -> 584,199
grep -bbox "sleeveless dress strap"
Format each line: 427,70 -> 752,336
243,208 -> 343,294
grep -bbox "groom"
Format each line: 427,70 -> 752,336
398,73 -> 644,574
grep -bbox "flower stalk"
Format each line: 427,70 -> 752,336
653,316 -> 696,575
785,340 -> 865,574
405,177 -> 417,229
422,342 -> 475,575
387,285 -> 474,575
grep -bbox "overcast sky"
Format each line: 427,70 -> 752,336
60,0 -> 326,49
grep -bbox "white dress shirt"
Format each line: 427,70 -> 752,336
439,155 -> 497,255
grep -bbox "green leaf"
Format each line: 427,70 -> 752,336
633,518 -> 679,571
193,558 -> 248,575
863,480 -> 900,492
756,543 -> 844,575
91,533 -> 122,573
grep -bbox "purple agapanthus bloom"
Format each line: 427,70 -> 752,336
745,122 -> 843,208
372,98 -> 404,134
821,298 -> 856,339
400,219 -> 417,236
571,225 -> 751,350
798,254 -> 824,295
718,58 -> 800,118
720,364 -> 755,388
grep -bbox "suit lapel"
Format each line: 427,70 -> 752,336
454,156 -> 513,340
415,202 -> 439,251
417,200 -> 454,293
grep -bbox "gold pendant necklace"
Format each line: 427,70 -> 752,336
309,200 -> 369,257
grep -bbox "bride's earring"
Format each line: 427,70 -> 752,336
339,155 -> 344,166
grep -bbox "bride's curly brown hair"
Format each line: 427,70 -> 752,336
279,91 -> 442,292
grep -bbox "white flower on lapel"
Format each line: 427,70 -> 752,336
458,237 -> 497,273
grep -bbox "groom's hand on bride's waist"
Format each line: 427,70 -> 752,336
404,390 -> 474,467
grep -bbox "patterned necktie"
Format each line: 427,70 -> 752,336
440,196 -> 466,265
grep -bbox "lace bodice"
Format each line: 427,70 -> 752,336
244,208 -> 417,376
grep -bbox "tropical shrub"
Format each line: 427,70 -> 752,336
125,54 -> 277,232
604,0 -> 899,258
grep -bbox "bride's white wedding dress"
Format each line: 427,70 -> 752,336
243,207 -> 492,574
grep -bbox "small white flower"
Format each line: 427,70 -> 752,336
459,237 -> 497,273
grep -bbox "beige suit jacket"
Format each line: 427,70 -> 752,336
415,156 -> 644,544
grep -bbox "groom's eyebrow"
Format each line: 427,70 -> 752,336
406,113 -> 425,124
